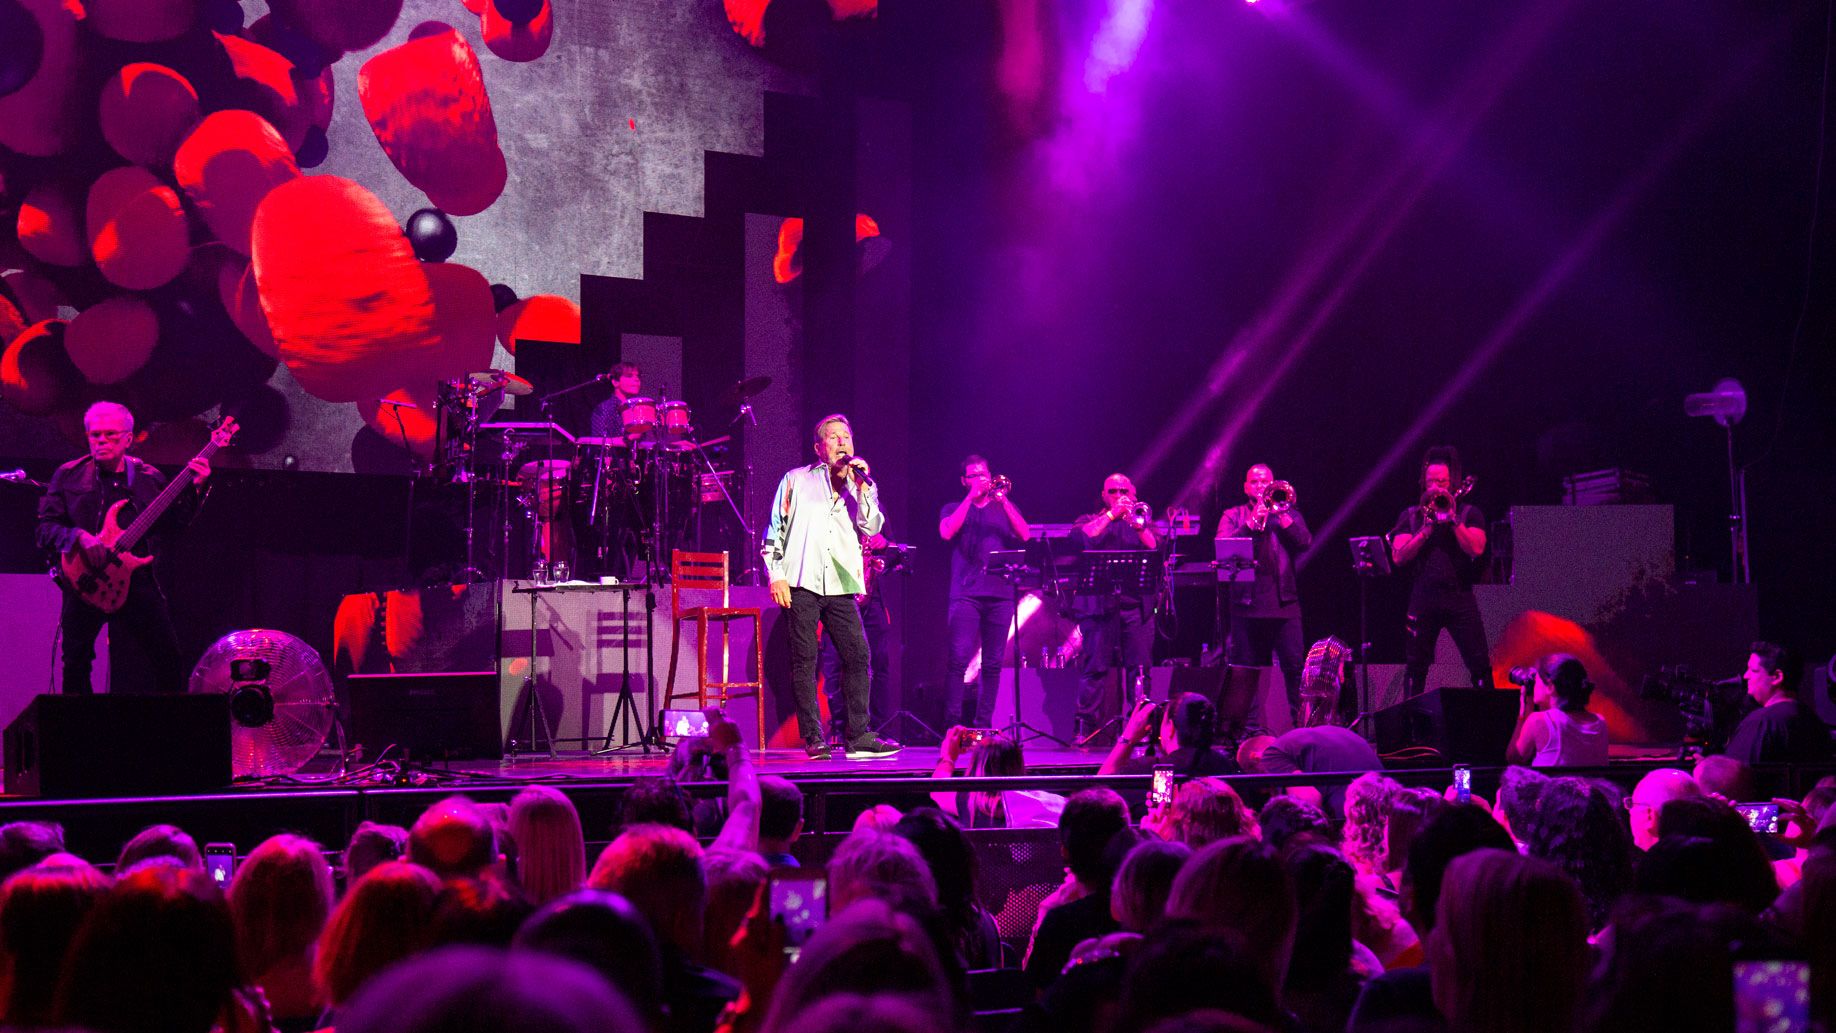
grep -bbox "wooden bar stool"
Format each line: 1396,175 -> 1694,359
661,550 -> 767,750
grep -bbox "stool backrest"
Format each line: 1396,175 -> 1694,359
670,550 -> 731,615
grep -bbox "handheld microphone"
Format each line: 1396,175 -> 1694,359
837,455 -> 874,487
0,469 -> 27,482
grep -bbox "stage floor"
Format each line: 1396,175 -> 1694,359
425,743 -> 1106,782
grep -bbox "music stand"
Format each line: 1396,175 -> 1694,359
985,549 -> 1067,747
1210,537 -> 1257,669
1347,536 -> 1392,719
1071,550 -> 1166,745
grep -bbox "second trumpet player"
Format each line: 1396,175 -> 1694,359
1071,474 -> 1160,738
1215,463 -> 1312,726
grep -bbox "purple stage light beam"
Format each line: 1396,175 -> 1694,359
1136,0 -> 1577,488
1300,19 -> 1797,566
1169,0 -> 1581,507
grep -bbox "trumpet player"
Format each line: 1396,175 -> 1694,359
1389,445 -> 1493,697
1215,464 -> 1312,725
1071,474 -> 1159,738
940,456 -> 1032,727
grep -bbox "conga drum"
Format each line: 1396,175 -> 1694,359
659,400 -> 693,441
620,397 -> 658,436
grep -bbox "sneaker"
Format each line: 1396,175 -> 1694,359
844,736 -> 904,760
804,740 -> 833,761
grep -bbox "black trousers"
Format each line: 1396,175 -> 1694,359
947,595 -> 1017,727
821,588 -> 893,730
1403,588 -> 1493,696
1226,613 -> 1306,715
1077,603 -> 1154,730
789,588 -> 872,746
59,575 -> 184,695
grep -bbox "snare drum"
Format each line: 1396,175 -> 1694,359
658,401 -> 693,441
620,396 -> 658,436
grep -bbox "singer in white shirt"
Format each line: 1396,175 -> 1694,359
762,414 -> 902,760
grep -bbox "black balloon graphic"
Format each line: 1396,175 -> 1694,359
405,207 -> 458,262
490,282 -> 519,312
0,0 -> 45,101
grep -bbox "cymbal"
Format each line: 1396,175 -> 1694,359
717,374 -> 772,408
470,370 -> 534,396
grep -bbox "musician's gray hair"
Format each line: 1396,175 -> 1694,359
83,401 -> 135,433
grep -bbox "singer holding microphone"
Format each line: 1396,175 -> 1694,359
763,414 -> 903,761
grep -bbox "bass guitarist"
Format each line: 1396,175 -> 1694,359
36,402 -> 213,694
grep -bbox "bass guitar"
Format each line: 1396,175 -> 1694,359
57,418 -> 238,613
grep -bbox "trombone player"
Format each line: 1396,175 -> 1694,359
1071,474 -> 1159,740
1215,463 -> 1311,728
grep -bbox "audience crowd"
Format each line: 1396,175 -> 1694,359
0,706 -> 1832,1033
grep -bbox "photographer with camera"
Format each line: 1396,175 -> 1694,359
1505,654 -> 1609,768
1097,693 -> 1238,776
1721,641 -> 1831,767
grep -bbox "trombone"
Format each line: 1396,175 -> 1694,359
1249,480 -> 1295,530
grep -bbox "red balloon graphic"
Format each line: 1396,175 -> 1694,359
359,26 -> 508,217
0,0 -> 82,157
17,181 -> 85,267
481,0 -> 553,62
66,295 -> 160,384
86,0 -> 198,43
269,0 -> 404,54
99,63 -> 202,167
174,110 -> 301,255
495,294 -> 580,353
250,176 -> 442,403
0,319 -> 77,414
86,166 -> 191,291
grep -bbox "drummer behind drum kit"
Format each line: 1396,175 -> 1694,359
427,368 -> 768,585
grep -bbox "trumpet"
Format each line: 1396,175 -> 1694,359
987,474 -> 1012,501
1123,499 -> 1153,530
1258,480 -> 1296,514
1420,475 -> 1476,520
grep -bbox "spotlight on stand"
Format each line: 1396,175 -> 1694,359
1684,377 -> 1750,584
1684,377 -> 1747,427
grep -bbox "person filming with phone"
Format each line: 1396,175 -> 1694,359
1505,653 -> 1609,768
930,727 -> 1063,829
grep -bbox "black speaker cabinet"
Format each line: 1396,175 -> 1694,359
4,694 -> 232,798
1366,687 -> 1520,766
348,671 -> 503,761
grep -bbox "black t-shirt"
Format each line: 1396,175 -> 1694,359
1025,890 -> 1118,990
1389,503 -> 1485,596
1722,700 -> 1832,766
941,500 -> 1023,599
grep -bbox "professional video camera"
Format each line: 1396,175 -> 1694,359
1639,665 -> 1749,753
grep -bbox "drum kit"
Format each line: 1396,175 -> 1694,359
429,368 -> 769,584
